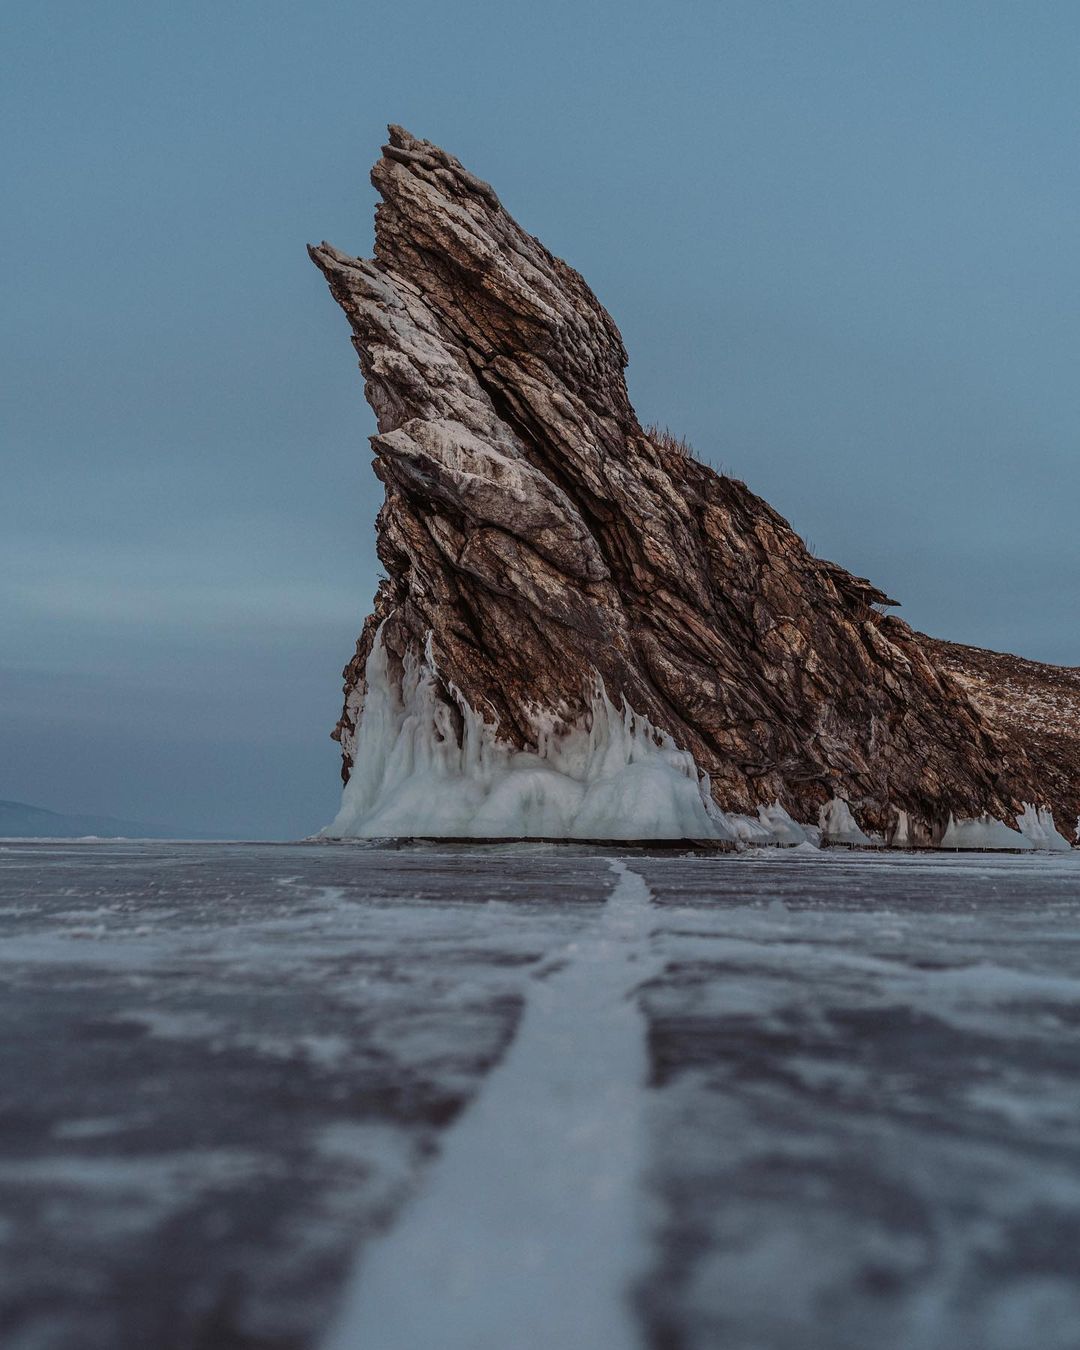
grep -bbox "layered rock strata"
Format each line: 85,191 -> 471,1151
309,126 -> 1074,842
926,639 -> 1080,837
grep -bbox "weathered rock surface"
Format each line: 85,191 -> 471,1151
926,638 -> 1080,836
309,125 -> 1074,839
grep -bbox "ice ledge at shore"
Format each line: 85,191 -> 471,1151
323,633 -> 743,842
937,806 -> 1072,853
321,633 -> 1073,851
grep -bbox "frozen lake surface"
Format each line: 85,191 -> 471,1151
1,841 -> 1079,1349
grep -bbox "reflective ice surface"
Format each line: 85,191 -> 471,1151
1,841 -> 1078,1349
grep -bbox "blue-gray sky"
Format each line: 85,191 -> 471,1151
3,1 -> 1077,837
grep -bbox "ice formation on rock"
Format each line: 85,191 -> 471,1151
818,798 -> 877,847
889,809 -> 914,849
940,814 -> 1034,851
1015,803 -> 1073,852
323,632 -> 736,841
756,801 -> 812,846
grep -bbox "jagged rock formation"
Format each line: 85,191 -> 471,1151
926,638 -> 1080,835
309,125 -> 1073,841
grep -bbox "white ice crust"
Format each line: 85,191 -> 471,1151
941,813 -> 1034,851
756,801 -> 813,846
1015,803 -> 1073,852
891,809 -> 914,848
323,631 -> 740,841
819,797 -> 878,847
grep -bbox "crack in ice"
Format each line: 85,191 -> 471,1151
319,859 -> 660,1350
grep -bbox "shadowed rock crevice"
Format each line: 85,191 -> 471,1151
310,125 -> 1075,837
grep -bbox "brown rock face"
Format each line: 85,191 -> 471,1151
925,638 -> 1080,836
309,125 -> 1071,838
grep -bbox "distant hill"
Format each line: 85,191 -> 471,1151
0,799 -> 228,840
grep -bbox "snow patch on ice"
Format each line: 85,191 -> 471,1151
318,859 -> 659,1350
787,839 -> 825,856
323,630 -> 736,842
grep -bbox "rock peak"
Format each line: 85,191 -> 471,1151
377,123 -> 503,211
310,132 -> 1077,843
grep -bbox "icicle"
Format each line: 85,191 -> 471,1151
322,630 -> 737,841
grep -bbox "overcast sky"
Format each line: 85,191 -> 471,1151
3,1 -> 1077,837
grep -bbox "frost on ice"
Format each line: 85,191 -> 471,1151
323,631 -> 739,841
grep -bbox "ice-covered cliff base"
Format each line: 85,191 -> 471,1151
324,636 -> 746,842
322,637 -> 1073,851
